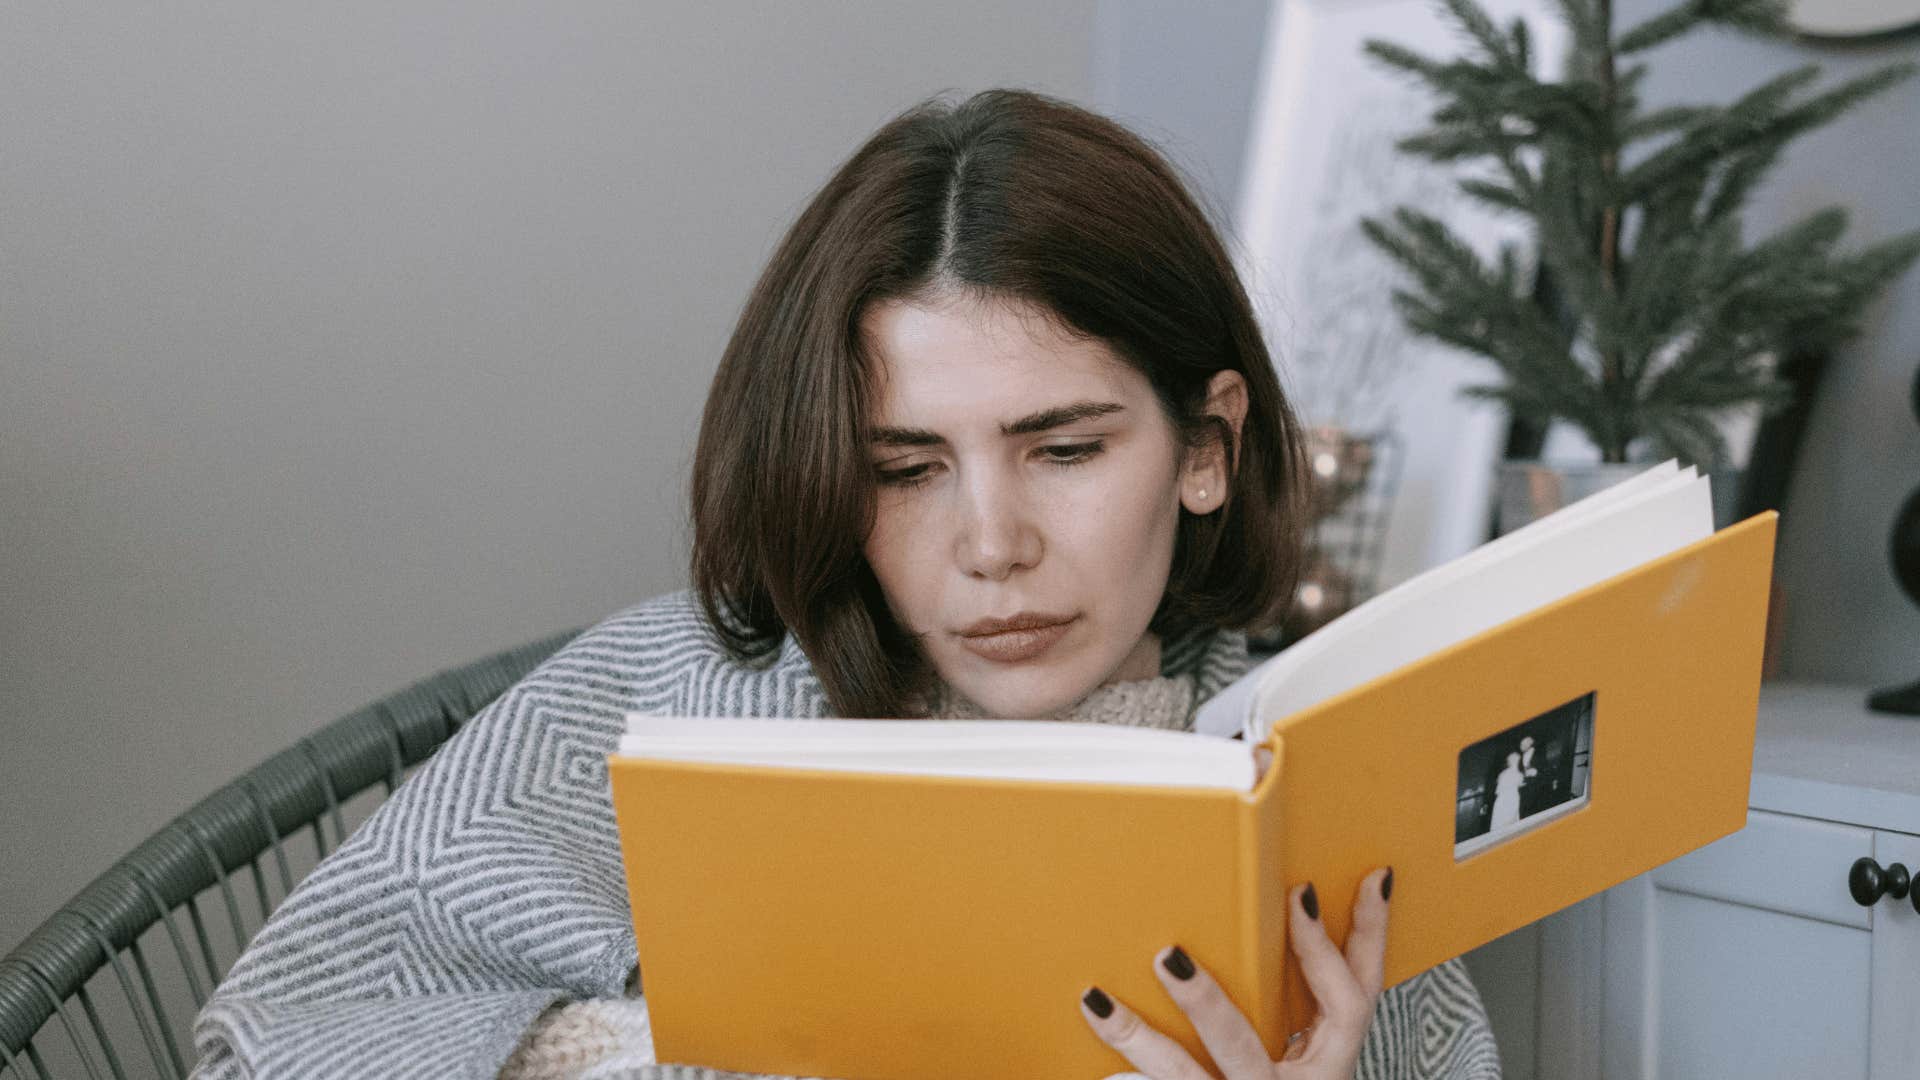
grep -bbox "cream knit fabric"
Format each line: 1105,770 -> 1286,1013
916,669 -> 1199,731
496,671 -> 1202,1080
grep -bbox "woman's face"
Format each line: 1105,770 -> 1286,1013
858,293 -> 1242,719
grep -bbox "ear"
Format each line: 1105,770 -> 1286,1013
1179,370 -> 1249,516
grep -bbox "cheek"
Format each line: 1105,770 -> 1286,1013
861,500 -> 940,626
1049,467 -> 1181,579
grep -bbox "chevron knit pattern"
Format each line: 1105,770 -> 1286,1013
189,589 -> 1500,1079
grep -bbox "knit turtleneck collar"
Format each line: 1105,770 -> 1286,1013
919,670 -> 1203,730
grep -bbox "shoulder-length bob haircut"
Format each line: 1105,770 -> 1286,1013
691,87 -> 1310,718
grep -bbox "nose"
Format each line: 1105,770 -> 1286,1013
954,468 -> 1042,581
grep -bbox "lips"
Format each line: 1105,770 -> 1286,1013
956,613 -> 1077,663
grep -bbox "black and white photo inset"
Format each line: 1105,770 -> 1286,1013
1453,691 -> 1595,860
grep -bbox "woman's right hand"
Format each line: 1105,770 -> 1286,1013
1081,866 -> 1393,1080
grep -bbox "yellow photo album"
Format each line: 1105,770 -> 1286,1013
607,461 -> 1778,1078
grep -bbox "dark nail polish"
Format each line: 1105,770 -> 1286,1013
1381,867 -> 1394,902
1162,945 -> 1195,981
1083,986 -> 1114,1018
1302,882 -> 1319,920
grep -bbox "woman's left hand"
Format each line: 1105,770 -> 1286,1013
1078,865 -> 1393,1080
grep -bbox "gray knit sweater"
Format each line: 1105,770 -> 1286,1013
189,589 -> 1501,1079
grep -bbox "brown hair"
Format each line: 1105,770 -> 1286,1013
690,88 -> 1310,717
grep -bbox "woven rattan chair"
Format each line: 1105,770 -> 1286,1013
0,626 -> 584,1079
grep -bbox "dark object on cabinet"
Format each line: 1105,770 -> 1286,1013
1868,360 -> 1920,716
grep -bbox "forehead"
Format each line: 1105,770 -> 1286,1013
860,296 -> 1142,415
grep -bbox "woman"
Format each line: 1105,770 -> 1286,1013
191,88 -> 1499,1079
1490,751 -> 1524,831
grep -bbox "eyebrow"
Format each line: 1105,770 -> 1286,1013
869,401 -> 1126,447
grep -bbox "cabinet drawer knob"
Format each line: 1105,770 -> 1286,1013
1848,857 -> 1912,906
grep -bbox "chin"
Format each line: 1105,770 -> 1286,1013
946,660 -> 1100,719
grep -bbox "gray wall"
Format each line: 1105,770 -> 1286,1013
1090,0 -> 1274,236
0,2 -> 1104,953
1613,1 -> 1920,687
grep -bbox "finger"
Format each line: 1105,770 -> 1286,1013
1151,945 -> 1272,1080
1343,867 -> 1392,1002
1078,986 -> 1213,1080
1279,1014 -> 1319,1062
1286,882 -> 1369,1034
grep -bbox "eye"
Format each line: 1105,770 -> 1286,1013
875,461 -> 938,489
872,441 -> 1106,491
1038,440 -> 1104,467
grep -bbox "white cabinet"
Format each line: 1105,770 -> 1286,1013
1870,829 -> 1920,1076
1599,810 -> 1918,1080
1473,682 -> 1920,1080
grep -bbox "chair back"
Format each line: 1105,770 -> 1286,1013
0,627 -> 582,1079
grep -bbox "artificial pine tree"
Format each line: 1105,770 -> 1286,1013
1359,0 -> 1920,467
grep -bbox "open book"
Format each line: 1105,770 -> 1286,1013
608,461 -> 1779,1079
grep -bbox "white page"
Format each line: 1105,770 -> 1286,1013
1249,470 -> 1711,737
1193,461 -> 1687,737
1258,465 -> 1699,700
1250,472 -> 1710,731
1195,462 -> 1714,739
619,714 -> 1256,791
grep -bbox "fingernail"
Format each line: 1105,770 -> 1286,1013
1381,867 -> 1394,902
1302,882 -> 1319,920
1082,986 -> 1114,1018
1161,945 -> 1195,981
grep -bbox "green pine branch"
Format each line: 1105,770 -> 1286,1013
1353,0 -> 1920,466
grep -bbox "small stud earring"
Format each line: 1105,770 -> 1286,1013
1197,488 -> 1208,500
